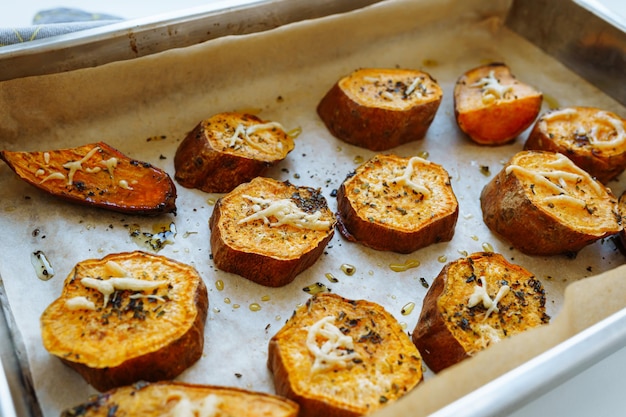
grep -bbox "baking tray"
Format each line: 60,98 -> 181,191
1,0 -> 625,416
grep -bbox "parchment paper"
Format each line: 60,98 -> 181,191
1,0 -> 625,415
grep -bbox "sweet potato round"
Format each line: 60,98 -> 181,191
40,251 -> 208,392
317,68 -> 442,151
524,106 -> 626,183
209,177 -> 335,287
480,150 -> 620,255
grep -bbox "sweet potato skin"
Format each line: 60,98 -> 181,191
454,63 -> 542,145
209,177 -> 335,287
317,68 -> 442,151
40,251 -> 208,392
61,381 -> 299,417
0,142 -> 176,215
336,154 -> 458,253
268,293 -> 422,417
174,113 -> 294,193
524,107 -> 626,183
480,151 -> 620,255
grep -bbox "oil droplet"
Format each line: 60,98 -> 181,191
401,302 -> 416,315
233,304 -> 241,309
302,282 -> 329,295
482,242 -> 494,252
261,295 -> 271,302
287,126 -> 302,138
417,150 -> 429,160
215,280 -> 224,291
340,264 -> 356,276
400,322 -> 408,330
353,155 -> 364,164
336,145 -> 343,152
422,58 -> 438,67
457,250 -> 469,257
207,198 -> 216,206
224,297 -> 231,304
437,255 -> 447,263
389,259 -> 420,272
470,235 -> 479,241
543,94 -> 560,110
31,251 -> 54,281
325,272 -> 339,283
249,303 -> 262,312
213,307 -> 221,313
275,315 -> 282,321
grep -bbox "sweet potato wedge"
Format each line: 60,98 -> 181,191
209,177 -> 335,287
40,251 -> 208,392
268,293 -> 423,417
61,381 -> 299,417
412,252 -> 550,373
336,154 -> 458,253
0,142 -> 176,215
174,112 -> 295,193
480,150 -> 621,255
454,63 -> 542,145
317,68 -> 442,151
524,106 -> 626,183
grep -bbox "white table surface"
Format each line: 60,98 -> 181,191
1,1 -> 625,417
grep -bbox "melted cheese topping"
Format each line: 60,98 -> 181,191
471,70 -> 512,104
389,156 -> 432,197
65,296 -> 96,311
226,122 -> 286,151
62,146 -> 101,185
467,276 -> 510,319
39,172 -> 65,184
543,108 -> 626,150
238,195 -> 331,230
81,276 -> 167,307
306,316 -> 359,374
167,392 -> 222,417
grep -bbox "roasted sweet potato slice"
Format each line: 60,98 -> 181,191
336,154 -> 458,253
412,252 -> 550,373
317,68 -> 442,151
524,106 -> 626,183
268,293 -> 423,417
174,112 -> 295,193
40,251 -> 208,392
61,381 -> 299,417
454,63 -> 542,145
0,142 -> 176,215
480,150 -> 621,255
209,177 -> 335,287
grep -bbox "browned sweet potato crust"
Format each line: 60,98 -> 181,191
209,177 -> 335,287
0,142 -> 176,215
412,252 -> 549,373
524,106 -> 626,183
480,150 -> 621,255
317,68 -> 442,151
40,251 -> 208,392
268,293 -> 423,417
336,154 -> 458,253
61,381 -> 299,417
174,112 -> 295,193
454,63 -> 542,145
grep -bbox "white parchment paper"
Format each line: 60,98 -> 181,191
0,0 -> 625,415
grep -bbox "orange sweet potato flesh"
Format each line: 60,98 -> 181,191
454,63 -> 542,145
40,251 -> 208,392
268,293 -> 423,417
317,68 -> 442,151
0,142 -> 176,215
61,381 -> 299,417
412,252 -> 550,373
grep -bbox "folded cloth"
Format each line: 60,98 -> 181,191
1,7 -> 123,46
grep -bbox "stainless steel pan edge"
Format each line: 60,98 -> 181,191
0,0 -> 383,82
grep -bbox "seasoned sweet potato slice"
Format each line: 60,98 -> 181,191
174,112 -> 295,193
209,177 -> 335,287
524,106 -> 626,183
454,63 -> 542,145
412,252 -> 550,373
61,381 -> 299,417
268,293 -> 423,417
336,154 -> 458,253
317,68 -> 442,151
481,150 -> 621,255
0,142 -> 176,215
40,251 -> 208,392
